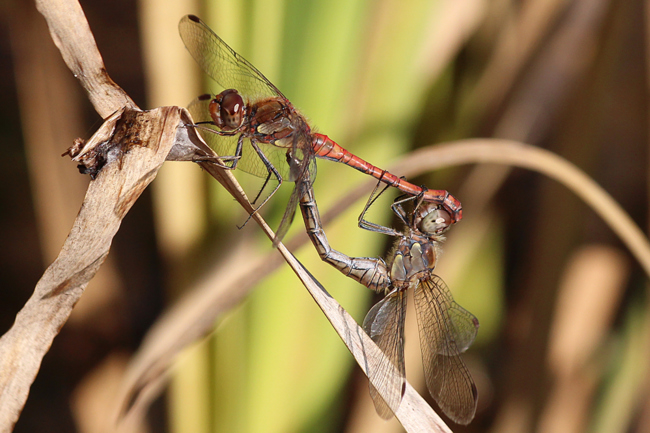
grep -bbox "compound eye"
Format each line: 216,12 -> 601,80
419,208 -> 452,234
219,90 -> 245,129
208,89 -> 244,130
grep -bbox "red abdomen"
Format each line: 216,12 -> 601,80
311,133 -> 463,223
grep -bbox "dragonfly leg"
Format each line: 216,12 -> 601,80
235,139 -> 285,230
252,170 -> 273,205
390,188 -> 428,227
192,153 -> 240,167
224,133 -> 245,171
189,122 -> 242,168
358,175 -> 403,236
248,140 -> 283,210
299,178 -> 390,292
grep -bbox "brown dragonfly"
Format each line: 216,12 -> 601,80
299,178 -> 478,424
179,15 -> 462,242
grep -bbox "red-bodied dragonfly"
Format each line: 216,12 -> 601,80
178,15 -> 462,241
299,177 -> 478,423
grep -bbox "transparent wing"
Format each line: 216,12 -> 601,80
179,15 -> 283,101
362,289 -> 407,419
273,160 -> 316,245
180,14 -> 317,239
187,95 -> 293,180
413,275 -> 479,425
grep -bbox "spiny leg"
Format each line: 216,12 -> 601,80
249,140 -> 283,211
226,133 -> 245,171
189,122 -> 242,168
358,173 -> 403,236
390,187 -> 427,227
236,139 -> 283,229
252,169 -> 274,205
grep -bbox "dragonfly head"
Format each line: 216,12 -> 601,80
209,89 -> 245,130
415,204 -> 452,236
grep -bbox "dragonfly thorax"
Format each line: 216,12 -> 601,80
250,99 -> 299,144
390,240 -> 438,284
209,89 -> 245,130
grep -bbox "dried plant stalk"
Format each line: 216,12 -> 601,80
0,106 -> 181,430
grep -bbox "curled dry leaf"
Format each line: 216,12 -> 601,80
0,106 -> 186,431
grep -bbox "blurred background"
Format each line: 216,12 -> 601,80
1,0 -> 649,432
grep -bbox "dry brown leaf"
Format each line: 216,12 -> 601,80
0,106 -> 182,431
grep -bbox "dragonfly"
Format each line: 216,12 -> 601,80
178,14 -> 462,242
299,177 -> 478,424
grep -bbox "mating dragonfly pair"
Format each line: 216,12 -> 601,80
179,15 -> 478,424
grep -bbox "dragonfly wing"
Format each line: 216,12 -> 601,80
179,15 -> 282,101
362,289 -> 407,419
413,275 -> 479,425
272,182 -> 299,246
254,141 -> 293,180
272,160 -> 314,245
429,275 -> 479,353
307,154 -> 317,183
286,126 -> 316,183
